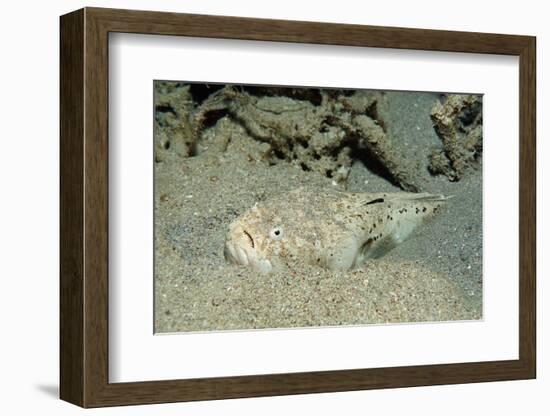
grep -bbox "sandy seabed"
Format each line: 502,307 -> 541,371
154,85 -> 482,333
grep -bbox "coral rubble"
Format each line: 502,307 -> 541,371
429,94 -> 483,181
154,83 -> 421,191
154,82 -> 196,161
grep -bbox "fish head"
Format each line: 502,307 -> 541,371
224,204 -> 287,273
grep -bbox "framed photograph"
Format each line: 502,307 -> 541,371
60,7 -> 536,408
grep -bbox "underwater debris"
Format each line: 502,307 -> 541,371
189,86 -> 349,181
154,82 -> 197,161
341,113 -> 420,192
156,84 -> 420,191
429,94 -> 483,181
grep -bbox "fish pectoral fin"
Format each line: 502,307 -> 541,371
360,234 -> 401,260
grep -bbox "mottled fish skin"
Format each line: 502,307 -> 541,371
224,187 -> 449,273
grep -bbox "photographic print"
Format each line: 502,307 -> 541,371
153,82 -> 483,333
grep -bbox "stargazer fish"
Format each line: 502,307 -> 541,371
224,187 -> 449,273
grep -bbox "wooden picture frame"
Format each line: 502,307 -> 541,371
60,7 -> 536,408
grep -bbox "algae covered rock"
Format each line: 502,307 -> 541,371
154,83 -> 426,191
429,94 -> 483,181
154,82 -> 196,161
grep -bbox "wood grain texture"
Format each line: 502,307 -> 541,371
59,7 -> 537,408
518,37 -> 536,376
88,7 -> 531,54
59,8 -> 84,406
83,10 -> 110,406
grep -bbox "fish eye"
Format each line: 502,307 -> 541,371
269,227 -> 283,239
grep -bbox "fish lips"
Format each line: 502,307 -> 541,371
224,227 -> 272,274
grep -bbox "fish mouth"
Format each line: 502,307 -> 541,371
224,226 -> 272,273
223,227 -> 256,266
242,229 -> 255,249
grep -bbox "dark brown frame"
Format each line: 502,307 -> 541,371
60,7 -> 536,408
